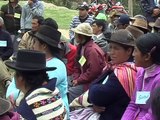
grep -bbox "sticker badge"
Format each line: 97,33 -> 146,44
135,91 -> 150,104
79,55 -> 86,66
0,41 -> 7,47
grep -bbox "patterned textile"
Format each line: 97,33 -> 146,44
25,88 -> 67,120
70,107 -> 100,120
70,90 -> 91,108
114,62 -> 137,98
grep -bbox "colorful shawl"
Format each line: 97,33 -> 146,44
114,62 -> 137,99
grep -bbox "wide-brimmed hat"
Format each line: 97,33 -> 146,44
131,18 -> 148,31
149,17 -> 160,29
71,23 -> 93,36
0,98 -> 11,115
107,29 -> 135,47
126,25 -> 144,39
31,25 -> 61,49
5,50 -> 56,71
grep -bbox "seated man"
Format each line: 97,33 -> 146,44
91,19 -> 109,53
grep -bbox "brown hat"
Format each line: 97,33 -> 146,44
107,29 -> 135,47
149,17 -> 160,29
0,98 -> 11,115
131,18 -> 148,31
126,25 -> 144,39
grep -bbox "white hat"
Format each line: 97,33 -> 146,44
71,23 -> 93,36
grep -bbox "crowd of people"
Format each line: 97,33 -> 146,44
0,0 -> 160,120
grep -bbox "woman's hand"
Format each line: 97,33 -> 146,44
72,80 -> 78,86
93,105 -> 106,113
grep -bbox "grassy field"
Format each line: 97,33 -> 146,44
0,1 -> 78,29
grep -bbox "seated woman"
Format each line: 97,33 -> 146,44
88,30 -> 137,120
6,25 -> 69,117
5,50 -> 67,120
122,33 -> 160,120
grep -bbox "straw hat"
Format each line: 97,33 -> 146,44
71,23 -> 93,36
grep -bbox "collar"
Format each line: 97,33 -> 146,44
141,64 -> 160,79
96,33 -> 104,38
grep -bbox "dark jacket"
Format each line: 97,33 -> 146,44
140,0 -> 158,22
73,40 -> 106,91
1,3 -> 22,34
0,29 -> 13,60
88,69 -> 130,120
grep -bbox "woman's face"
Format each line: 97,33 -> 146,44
109,42 -> 132,64
133,46 -> 147,67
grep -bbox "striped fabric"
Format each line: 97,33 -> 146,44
69,15 -> 94,40
25,88 -> 67,120
114,62 -> 137,99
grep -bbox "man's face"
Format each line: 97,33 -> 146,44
79,9 -> 88,17
91,23 -> 102,35
32,19 -> 40,32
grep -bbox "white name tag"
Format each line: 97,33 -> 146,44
0,41 -> 7,47
135,91 -> 150,104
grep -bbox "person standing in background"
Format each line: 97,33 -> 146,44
0,0 -> 22,41
20,0 -> 44,33
69,2 -> 94,44
140,0 -> 160,22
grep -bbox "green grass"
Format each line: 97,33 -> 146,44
0,1 -> 78,29
44,6 -> 77,29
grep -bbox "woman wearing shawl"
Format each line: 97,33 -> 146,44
88,29 -> 137,120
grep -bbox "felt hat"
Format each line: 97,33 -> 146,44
31,25 -> 62,49
5,50 -> 56,71
0,98 -> 11,115
107,29 -> 135,47
126,25 -> 144,39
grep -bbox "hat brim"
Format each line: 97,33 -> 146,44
107,39 -> 134,47
0,98 -> 11,116
131,24 -> 149,31
30,32 -> 62,50
148,22 -> 160,29
71,28 -> 93,37
5,61 -> 56,71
